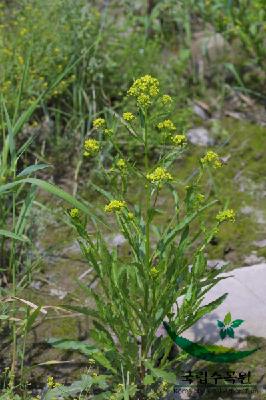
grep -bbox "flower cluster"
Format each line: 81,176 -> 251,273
150,267 -> 159,277
123,112 -> 135,122
116,158 -> 126,170
137,94 -> 151,107
69,208 -> 79,218
196,193 -> 205,203
104,128 -> 113,136
161,94 -> 172,105
47,376 -> 61,389
104,200 -> 126,213
93,118 -> 105,129
127,75 -> 159,108
157,119 -> 176,131
84,139 -> 100,157
146,167 -> 173,184
216,209 -> 236,223
201,150 -> 222,168
171,134 -> 186,146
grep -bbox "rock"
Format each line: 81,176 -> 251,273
157,263 -> 266,346
187,127 -> 214,147
253,239 -> 266,248
181,263 -> 266,344
240,205 -> 254,215
240,206 -> 266,224
244,251 -> 265,266
30,280 -> 43,290
49,288 -> 68,300
111,234 -> 126,247
193,103 -> 210,120
207,259 -> 229,270
191,31 -> 232,77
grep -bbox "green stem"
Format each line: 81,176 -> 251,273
20,306 -> 30,387
140,110 -> 150,378
144,111 -> 150,310
10,186 -> 17,390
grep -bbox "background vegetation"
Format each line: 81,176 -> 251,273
0,0 -> 265,399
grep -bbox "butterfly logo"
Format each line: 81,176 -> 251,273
217,312 -> 244,340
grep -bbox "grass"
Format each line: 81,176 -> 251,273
0,0 -> 265,399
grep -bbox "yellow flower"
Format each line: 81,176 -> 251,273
128,212 -> 134,220
216,209 -> 236,223
88,358 -> 95,365
92,118 -> 105,129
69,208 -> 79,218
196,193 -> 205,203
150,267 -> 159,277
171,134 -> 186,146
157,119 -> 176,131
19,28 -> 28,36
137,94 -> 151,108
161,94 -> 172,105
146,167 -> 173,184
116,158 -> 126,170
3,48 -> 12,56
128,75 -> 159,108
127,75 -> 159,98
18,56 -> 24,65
201,150 -> 222,168
104,128 -> 113,136
104,200 -> 126,213
92,372 -> 98,378
84,139 -> 100,157
158,380 -> 169,396
116,383 -> 124,393
47,376 -> 55,388
123,112 -> 135,121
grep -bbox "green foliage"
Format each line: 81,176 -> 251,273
0,1 -> 263,398
49,76 -> 236,398
0,0 -> 100,111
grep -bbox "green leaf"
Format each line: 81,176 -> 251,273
227,327 -> 235,338
48,338 -> 99,355
192,252 -> 206,277
92,352 -> 117,374
2,100 -> 15,165
231,319 -> 244,328
224,312 -> 232,325
25,306 -> 41,333
184,282 -> 193,303
15,185 -> 36,236
48,337 -> 117,374
91,182 -> 113,201
61,305 -> 99,319
0,229 -> 29,242
220,329 -> 227,340
217,320 -> 225,328
190,293 -> 228,326
17,164 -> 51,177
144,360 -> 176,384
44,374 -> 108,400
143,375 -> 155,385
